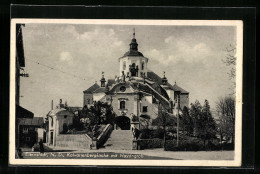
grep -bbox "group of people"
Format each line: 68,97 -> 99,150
16,139 -> 44,159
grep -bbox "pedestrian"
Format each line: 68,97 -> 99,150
16,148 -> 23,158
134,128 -> 139,140
132,127 -> 135,139
39,139 -> 44,153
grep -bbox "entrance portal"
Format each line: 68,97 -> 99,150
115,116 -> 130,130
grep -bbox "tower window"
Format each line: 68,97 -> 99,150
123,61 -> 126,70
141,62 -> 145,70
142,106 -> 148,112
51,118 -> 53,127
120,101 -> 126,109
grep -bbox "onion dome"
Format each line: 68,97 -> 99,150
162,71 -> 168,85
122,28 -> 144,57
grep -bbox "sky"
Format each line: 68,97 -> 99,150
20,23 -> 236,117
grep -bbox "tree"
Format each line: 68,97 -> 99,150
190,100 -> 203,137
190,100 -> 217,147
180,106 -> 193,136
103,103 -> 115,125
139,114 -> 151,129
216,96 -> 235,145
152,105 -> 176,150
87,101 -> 115,126
222,44 -> 236,94
201,100 -> 217,146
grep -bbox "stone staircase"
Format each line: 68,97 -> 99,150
103,130 -> 133,150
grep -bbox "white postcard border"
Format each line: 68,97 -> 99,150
9,19 -> 243,166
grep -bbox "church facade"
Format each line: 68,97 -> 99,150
83,31 -> 189,130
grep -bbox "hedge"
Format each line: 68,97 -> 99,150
137,138 -> 163,149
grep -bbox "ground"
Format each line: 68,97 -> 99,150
20,147 -> 234,160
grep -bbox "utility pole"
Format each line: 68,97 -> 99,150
176,91 -> 180,147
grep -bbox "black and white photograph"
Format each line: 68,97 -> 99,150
9,19 -> 243,166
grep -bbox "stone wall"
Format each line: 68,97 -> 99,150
55,134 -> 92,150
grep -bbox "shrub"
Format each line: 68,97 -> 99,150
138,138 -> 163,149
139,128 -> 152,139
151,128 -> 165,139
165,137 -> 206,151
132,115 -> 139,122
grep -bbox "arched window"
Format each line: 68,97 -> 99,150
120,101 -> 126,109
141,62 -> 145,70
51,117 -> 53,127
123,61 -> 126,70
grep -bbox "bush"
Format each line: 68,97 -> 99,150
131,115 -> 139,122
165,137 -> 206,151
151,128 -> 165,139
139,128 -> 152,139
138,138 -> 163,149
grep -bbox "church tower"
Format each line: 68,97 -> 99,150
119,29 -> 149,79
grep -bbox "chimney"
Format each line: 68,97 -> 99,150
57,98 -> 65,109
51,100 -> 53,110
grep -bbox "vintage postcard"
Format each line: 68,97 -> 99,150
9,19 -> 243,166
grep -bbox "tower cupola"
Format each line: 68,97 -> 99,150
162,71 -> 168,85
119,28 -> 149,78
100,72 -> 106,87
130,28 -> 138,51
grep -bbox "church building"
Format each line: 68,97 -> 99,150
83,30 -> 189,130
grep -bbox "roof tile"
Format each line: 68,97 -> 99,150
83,83 -> 100,93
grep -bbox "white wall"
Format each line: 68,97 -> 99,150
93,93 -> 106,101
166,89 -> 174,101
139,95 -> 158,119
119,56 -> 148,77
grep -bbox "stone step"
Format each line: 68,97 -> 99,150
103,130 -> 133,150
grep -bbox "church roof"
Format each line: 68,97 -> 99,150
147,71 -> 189,94
83,83 -> 100,94
107,79 -> 116,86
93,87 -> 107,93
18,117 -> 44,126
122,50 -> 144,57
131,82 -> 171,110
171,83 -> 189,94
121,30 -> 145,58
48,108 -> 74,117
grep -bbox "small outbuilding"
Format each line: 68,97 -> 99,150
17,117 -> 44,147
47,101 -> 74,146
